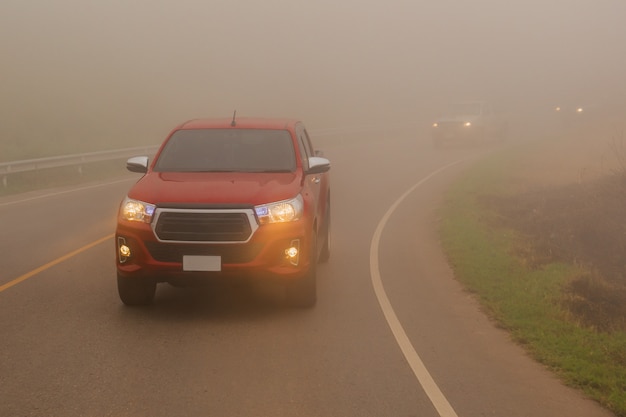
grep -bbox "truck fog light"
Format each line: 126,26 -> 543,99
285,240 -> 300,266
118,237 -> 131,263
286,247 -> 298,258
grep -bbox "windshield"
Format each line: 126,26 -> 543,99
153,129 -> 297,173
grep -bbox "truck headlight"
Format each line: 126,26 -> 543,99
255,195 -> 303,225
120,197 -> 156,223
464,121 -> 472,127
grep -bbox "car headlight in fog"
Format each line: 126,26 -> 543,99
576,107 -> 584,113
464,121 -> 472,127
120,197 -> 155,223
432,122 -> 439,128
255,195 -> 303,224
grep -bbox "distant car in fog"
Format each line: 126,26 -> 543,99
431,101 -> 507,148
115,116 -> 331,308
553,103 -> 600,128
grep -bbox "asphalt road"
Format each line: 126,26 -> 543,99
0,133 -> 615,417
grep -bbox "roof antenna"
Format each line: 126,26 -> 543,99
231,110 -> 237,127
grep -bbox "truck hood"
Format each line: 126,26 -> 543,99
128,171 -> 303,206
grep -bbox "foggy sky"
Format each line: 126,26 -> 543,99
1,0 -> 625,147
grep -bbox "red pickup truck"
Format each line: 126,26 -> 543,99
115,117 -> 331,307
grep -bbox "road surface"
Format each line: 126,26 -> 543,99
0,132 -> 614,416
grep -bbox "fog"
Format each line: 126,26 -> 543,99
1,0 -> 625,152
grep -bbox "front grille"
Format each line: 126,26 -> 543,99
154,210 -> 254,242
145,242 -> 262,263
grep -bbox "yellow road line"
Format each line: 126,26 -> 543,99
0,234 -> 114,293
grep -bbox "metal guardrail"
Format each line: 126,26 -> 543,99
0,145 -> 161,187
0,127 -> 365,176
0,145 -> 161,175
0,124 -> 420,187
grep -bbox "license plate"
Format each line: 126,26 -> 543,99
183,255 -> 221,272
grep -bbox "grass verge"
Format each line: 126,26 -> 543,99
439,150 -> 626,416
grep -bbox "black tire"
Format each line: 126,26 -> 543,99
286,234 -> 317,308
117,274 -> 156,306
319,200 -> 331,263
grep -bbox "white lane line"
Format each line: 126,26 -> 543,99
370,159 -> 466,417
0,177 -> 137,207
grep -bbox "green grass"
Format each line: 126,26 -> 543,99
440,151 -> 626,416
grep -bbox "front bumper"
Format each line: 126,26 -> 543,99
115,219 -> 314,283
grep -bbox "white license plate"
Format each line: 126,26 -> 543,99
183,255 -> 221,272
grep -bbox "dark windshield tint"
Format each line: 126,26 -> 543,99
154,129 -> 297,172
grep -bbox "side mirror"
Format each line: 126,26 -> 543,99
126,156 -> 149,174
306,156 -> 330,175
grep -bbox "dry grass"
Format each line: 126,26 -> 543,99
486,124 -> 626,332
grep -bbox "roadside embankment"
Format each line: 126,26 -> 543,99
439,120 -> 626,416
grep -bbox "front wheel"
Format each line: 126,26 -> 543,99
117,274 -> 156,306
